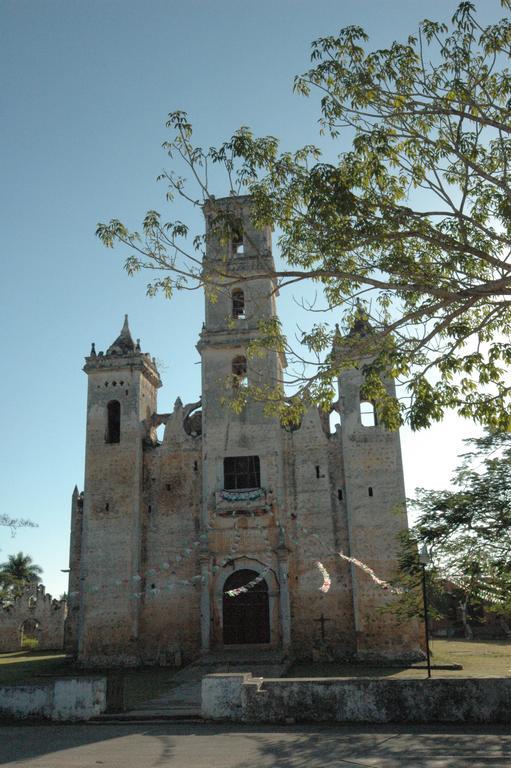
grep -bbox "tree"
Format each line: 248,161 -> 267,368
97,1 -> 511,430
0,514 -> 36,533
411,431 -> 511,636
0,551 -> 43,598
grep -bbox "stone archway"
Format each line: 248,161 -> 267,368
222,569 -> 270,645
20,617 -> 41,649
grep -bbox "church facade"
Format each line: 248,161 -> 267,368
66,195 -> 420,666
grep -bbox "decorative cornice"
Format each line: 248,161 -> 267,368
83,352 -> 161,388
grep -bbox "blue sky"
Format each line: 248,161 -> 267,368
1,0 -> 500,597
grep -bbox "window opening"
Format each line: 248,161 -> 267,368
224,455 -> 261,490
183,406 -> 202,437
232,356 -> 248,387
315,465 -> 321,479
232,289 -> 245,319
106,400 -> 121,443
231,227 -> 244,255
368,487 -> 373,497
329,410 -> 341,434
360,400 -> 377,427
338,489 -> 343,501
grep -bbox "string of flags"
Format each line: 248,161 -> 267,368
68,511 -> 402,602
225,567 -> 271,597
339,553 -> 403,594
69,514 -> 275,600
315,561 -> 332,593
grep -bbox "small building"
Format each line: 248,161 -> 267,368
66,195 -> 420,666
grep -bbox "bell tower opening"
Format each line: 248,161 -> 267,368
106,400 -> 121,443
222,569 -> 270,645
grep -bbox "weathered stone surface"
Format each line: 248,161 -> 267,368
202,673 -> 511,724
69,195 -> 420,667
0,677 -> 106,721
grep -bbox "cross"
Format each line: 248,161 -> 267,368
314,613 -> 332,640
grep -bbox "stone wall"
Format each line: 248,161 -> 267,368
0,677 -> 106,721
202,673 -> 511,724
0,585 -> 65,653
138,399 -> 202,664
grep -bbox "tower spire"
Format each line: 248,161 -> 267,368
107,314 -> 136,355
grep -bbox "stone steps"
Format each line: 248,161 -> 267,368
95,651 -> 292,722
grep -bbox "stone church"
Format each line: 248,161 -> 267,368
66,195 -> 420,666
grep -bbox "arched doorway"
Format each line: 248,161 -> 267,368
222,569 -> 270,645
20,618 -> 40,650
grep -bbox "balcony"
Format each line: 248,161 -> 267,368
214,487 -> 272,516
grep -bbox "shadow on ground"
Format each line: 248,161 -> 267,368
1,722 -> 511,768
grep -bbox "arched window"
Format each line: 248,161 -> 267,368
232,289 -> 245,319
360,400 -> 377,427
106,400 -> 121,443
329,409 -> 341,434
232,356 -> 248,387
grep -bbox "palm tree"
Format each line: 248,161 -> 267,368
0,552 -> 43,597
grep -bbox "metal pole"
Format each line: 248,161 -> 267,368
421,563 -> 432,679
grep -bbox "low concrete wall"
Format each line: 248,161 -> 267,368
202,673 -> 511,724
0,677 -> 107,721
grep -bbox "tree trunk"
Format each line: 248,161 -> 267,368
459,601 -> 473,640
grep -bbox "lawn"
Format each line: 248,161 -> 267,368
0,651 -> 176,709
0,651 -> 71,686
286,639 -> 511,679
1,639 -> 510,709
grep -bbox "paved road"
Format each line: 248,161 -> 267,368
1,722 -> 511,767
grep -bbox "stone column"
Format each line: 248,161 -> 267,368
200,552 -> 211,653
276,544 -> 291,649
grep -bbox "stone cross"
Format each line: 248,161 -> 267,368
314,613 -> 332,640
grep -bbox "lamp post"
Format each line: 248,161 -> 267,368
419,543 -> 432,679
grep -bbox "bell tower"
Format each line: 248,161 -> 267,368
78,316 -> 161,664
336,320 -> 419,659
199,195 -> 284,415
197,196 -> 290,651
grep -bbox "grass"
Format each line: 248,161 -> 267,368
0,651 -> 71,686
1,639 -> 509,709
286,639 -> 511,679
0,651 -> 177,709
20,638 -> 39,651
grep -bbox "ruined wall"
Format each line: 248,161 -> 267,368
0,585 -> 65,652
137,400 -> 202,664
